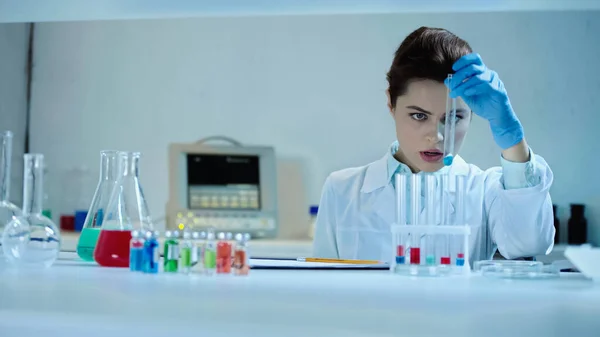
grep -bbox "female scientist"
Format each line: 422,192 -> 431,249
312,26 -> 555,264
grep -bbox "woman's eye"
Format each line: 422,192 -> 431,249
442,115 -> 464,124
410,113 -> 427,121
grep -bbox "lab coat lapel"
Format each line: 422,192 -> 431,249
361,152 -> 396,227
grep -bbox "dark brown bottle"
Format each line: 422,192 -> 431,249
552,204 -> 560,244
567,204 -> 587,244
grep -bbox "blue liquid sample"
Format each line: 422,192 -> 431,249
129,247 -> 144,271
396,256 -> 405,264
456,258 -> 465,266
443,155 -> 454,166
143,237 -> 159,274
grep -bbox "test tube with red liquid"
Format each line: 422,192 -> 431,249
395,173 -> 409,265
454,175 -> 466,266
424,174 -> 436,266
439,175 -> 452,266
410,173 -> 421,265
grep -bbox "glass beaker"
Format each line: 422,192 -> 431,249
76,150 -> 122,261
94,152 -> 153,267
0,131 -> 22,242
2,154 -> 61,268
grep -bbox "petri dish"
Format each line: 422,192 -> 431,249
473,260 -> 559,280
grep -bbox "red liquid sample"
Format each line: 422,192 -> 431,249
396,245 -> 405,256
440,257 -> 451,265
410,247 -> 421,265
457,253 -> 465,259
234,250 -> 248,275
216,241 -> 232,274
94,230 -> 132,268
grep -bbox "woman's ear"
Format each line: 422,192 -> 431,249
386,89 -> 394,116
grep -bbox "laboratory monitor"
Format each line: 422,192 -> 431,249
166,142 -> 278,238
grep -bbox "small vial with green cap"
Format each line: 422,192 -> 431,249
179,231 -> 193,274
192,231 -> 207,273
163,230 -> 180,273
204,229 -> 216,276
191,231 -> 199,268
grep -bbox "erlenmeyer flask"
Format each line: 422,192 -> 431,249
2,154 -> 61,268
0,131 -> 22,242
76,150 -> 122,261
94,152 -> 153,267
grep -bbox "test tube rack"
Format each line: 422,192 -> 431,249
391,224 -> 471,277
392,172 -> 470,277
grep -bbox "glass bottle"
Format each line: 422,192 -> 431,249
568,204 -> 587,245
142,230 -> 159,274
204,229 -> 216,276
552,204 -> 560,244
192,231 -> 206,273
163,230 -> 179,273
129,230 -> 144,272
94,152 -> 153,268
179,231 -> 192,274
233,233 -> 250,276
76,150 -> 122,261
0,131 -> 22,241
2,154 -> 61,268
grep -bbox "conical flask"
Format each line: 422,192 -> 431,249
76,150 -> 122,261
94,152 -> 153,267
2,154 -> 61,268
0,131 -> 22,242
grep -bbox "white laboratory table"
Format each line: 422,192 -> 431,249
1,252 -> 599,337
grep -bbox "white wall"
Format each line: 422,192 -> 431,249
0,23 -> 29,206
29,11 -> 600,243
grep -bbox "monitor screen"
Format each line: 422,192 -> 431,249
186,153 -> 260,210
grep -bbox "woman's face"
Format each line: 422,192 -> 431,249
388,79 -> 471,173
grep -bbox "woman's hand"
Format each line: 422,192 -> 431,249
445,53 -> 524,151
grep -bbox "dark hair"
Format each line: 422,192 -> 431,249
386,27 -> 472,108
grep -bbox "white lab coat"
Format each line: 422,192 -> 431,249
312,150 -> 555,266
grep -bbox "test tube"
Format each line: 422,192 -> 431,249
424,174 -> 436,266
455,175 -> 466,266
395,173 -> 409,265
410,174 -> 421,265
439,175 -> 451,265
443,74 -> 457,166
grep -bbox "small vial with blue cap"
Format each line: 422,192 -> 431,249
129,230 -> 144,272
142,230 -> 159,274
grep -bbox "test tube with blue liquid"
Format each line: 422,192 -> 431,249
394,173 -> 409,265
443,74 -> 457,166
454,175 -> 466,267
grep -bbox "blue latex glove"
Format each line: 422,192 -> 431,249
445,53 -> 524,150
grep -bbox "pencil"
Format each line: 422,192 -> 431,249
297,257 -> 383,264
